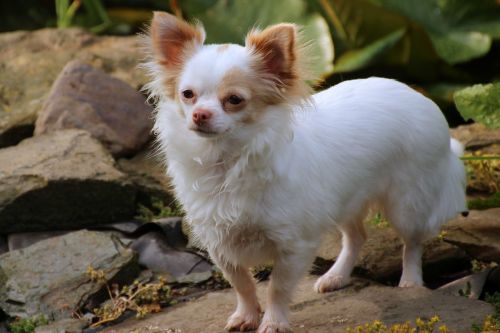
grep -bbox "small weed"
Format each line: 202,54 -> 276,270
202,270 -> 231,290
437,230 -> 447,241
8,315 -> 49,333
458,281 -> 472,297
87,266 -> 176,328
135,198 -> 184,223
471,259 -> 498,273
346,315 -> 448,333
463,153 -> 500,194
368,212 -> 389,228
472,292 -> 500,333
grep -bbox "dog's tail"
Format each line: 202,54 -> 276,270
449,137 -> 469,217
450,138 -> 464,157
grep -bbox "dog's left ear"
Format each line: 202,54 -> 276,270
150,11 -> 205,71
245,24 -> 298,83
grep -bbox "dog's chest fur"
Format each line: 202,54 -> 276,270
166,139 -> 279,266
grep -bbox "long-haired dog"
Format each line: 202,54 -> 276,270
144,12 -> 467,333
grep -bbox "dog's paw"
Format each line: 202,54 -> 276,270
225,310 -> 261,332
398,280 -> 424,288
256,320 -> 292,333
314,274 -> 350,293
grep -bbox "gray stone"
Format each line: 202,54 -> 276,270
130,232 -> 212,281
0,129 -> 137,233
0,28 -> 147,148
117,150 -> 174,205
0,230 -> 138,319
35,318 -> 88,333
444,208 -> 500,262
8,231 -> 69,251
35,61 -> 153,157
100,276 -> 493,333
438,269 -> 491,299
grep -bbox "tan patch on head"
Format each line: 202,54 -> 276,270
216,44 -> 230,53
218,67 -> 289,124
150,11 -> 205,98
218,68 -> 249,113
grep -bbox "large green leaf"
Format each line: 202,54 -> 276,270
454,83 -> 500,128
429,31 -> 491,65
334,29 -> 405,73
370,0 -> 500,64
187,0 -> 335,78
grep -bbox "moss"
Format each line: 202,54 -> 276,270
135,197 -> 184,222
8,315 -> 49,333
468,192 -> 500,210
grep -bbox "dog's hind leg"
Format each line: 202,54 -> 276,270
399,238 -> 424,287
314,217 -> 366,293
218,264 -> 261,331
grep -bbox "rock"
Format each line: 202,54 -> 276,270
443,208 -> 500,262
450,123 -> 500,153
438,269 -> 491,299
117,150 -> 174,204
153,217 -> 189,249
101,276 -> 493,333
130,232 -> 212,282
35,318 -> 88,333
0,124 -> 34,149
0,28 -> 147,148
0,235 -> 7,255
0,129 -> 137,233
8,231 -> 69,251
34,61 -> 153,157
0,230 -> 138,319
316,220 -> 469,284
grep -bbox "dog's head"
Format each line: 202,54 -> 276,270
149,12 -> 311,138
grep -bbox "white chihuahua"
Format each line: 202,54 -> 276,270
145,12 -> 467,333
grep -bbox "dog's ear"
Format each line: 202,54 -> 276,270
245,23 -> 311,103
245,24 -> 297,81
150,11 -> 205,71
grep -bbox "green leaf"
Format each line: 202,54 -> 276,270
370,0 -> 500,64
454,83 -> 500,128
334,28 -> 405,73
190,0 -> 335,78
429,31 -> 491,65
302,14 -> 335,77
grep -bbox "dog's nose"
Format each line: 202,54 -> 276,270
192,109 -> 212,126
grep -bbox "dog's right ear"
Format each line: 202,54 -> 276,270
150,11 -> 205,71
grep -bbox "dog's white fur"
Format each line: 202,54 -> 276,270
145,12 -> 467,333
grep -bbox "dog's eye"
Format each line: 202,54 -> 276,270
182,90 -> 194,99
228,95 -> 243,105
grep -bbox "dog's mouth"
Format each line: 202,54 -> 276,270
191,127 -> 219,137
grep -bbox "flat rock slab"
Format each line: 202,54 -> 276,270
0,28 -> 147,148
444,208 -> 500,262
0,129 -> 136,233
102,276 -> 493,333
450,123 -> 500,153
0,230 -> 137,319
35,60 -> 153,157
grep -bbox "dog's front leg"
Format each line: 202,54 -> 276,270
217,263 -> 261,331
258,251 -> 314,333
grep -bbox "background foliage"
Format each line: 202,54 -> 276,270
1,0 -> 499,126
